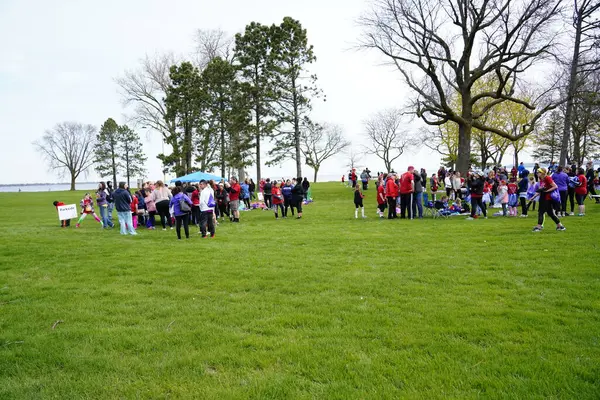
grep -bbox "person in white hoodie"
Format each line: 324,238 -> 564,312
199,179 -> 216,238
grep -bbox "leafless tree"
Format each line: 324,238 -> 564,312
363,109 -> 412,172
345,149 -> 363,171
360,0 -> 563,174
559,0 -> 600,165
115,53 -> 180,172
33,122 -> 96,191
193,29 -> 234,69
301,122 -> 350,182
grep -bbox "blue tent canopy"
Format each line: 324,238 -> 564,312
170,171 -> 225,183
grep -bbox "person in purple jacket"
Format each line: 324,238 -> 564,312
551,166 -> 569,217
169,186 -> 193,240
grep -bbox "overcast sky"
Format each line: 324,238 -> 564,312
1,0 -> 518,185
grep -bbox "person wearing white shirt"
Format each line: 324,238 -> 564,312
199,180 -> 215,238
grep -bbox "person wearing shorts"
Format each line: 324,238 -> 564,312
575,168 -> 588,216
226,177 -> 241,223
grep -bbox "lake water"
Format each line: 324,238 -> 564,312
0,183 -> 100,193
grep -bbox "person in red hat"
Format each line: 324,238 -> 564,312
399,166 -> 415,219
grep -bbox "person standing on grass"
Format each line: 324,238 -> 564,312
531,168 -> 566,232
199,180 -> 216,238
241,179 -> 251,210
354,182 -> 366,219
263,178 -> 273,209
76,193 -> 103,228
169,186 -> 193,240
567,167 -> 577,216
292,177 -> 304,219
518,171 -> 530,218
399,166 -> 415,219
575,167 -> 588,216
585,161 -> 599,203
452,172 -> 463,200
272,181 -> 285,219
507,178 -> 519,216
552,166 -> 569,217
497,180 -> 509,217
226,177 -> 241,223
466,171 -> 487,220
412,169 -> 424,219
96,182 -> 113,229
106,181 -> 115,227
282,179 -> 294,217
144,190 -> 156,229
113,182 -> 137,236
302,177 -> 311,198
377,177 -> 386,218
444,172 -> 453,198
152,180 -> 173,230
385,173 -> 399,219
215,182 -> 229,221
249,179 -> 256,200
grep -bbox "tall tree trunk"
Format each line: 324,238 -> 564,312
292,77 -> 302,179
560,14 -> 582,166
70,172 -> 76,191
313,166 -> 319,183
111,146 -> 117,189
238,167 -> 245,181
514,143 -> 519,167
457,89 -> 473,175
220,119 -> 226,178
255,104 -> 261,182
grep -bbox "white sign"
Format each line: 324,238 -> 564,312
58,204 -> 78,220
257,192 -> 264,201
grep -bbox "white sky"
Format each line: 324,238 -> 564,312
0,0 -> 532,185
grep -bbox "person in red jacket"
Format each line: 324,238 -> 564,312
377,179 -> 386,218
226,177 -> 241,223
399,166 -> 415,219
271,181 -> 285,219
53,200 -> 71,227
385,173 -> 399,219
191,185 -> 201,227
350,169 -> 357,188
575,167 -> 588,216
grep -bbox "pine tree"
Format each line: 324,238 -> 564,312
95,118 -> 121,188
532,111 -> 563,164
268,17 -> 323,178
234,22 -> 278,182
118,125 -> 147,188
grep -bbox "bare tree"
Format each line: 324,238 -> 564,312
345,149 -> 363,171
301,122 -> 350,182
360,0 -> 562,174
193,29 -> 234,69
559,0 -> 600,165
363,109 -> 412,172
33,122 -> 96,191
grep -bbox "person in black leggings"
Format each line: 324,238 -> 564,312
467,172 -> 487,219
169,187 -> 192,239
532,168 -> 566,232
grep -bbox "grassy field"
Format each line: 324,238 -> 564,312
1,182 -> 599,399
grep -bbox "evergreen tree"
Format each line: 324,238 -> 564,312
118,125 -> 147,188
164,62 -> 204,176
95,118 -> 121,188
532,111 -> 563,164
234,22 -> 278,182
268,17 -> 323,177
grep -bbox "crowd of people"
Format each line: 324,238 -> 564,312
54,176 -> 311,240
352,161 -> 599,232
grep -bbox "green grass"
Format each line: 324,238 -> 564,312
1,182 -> 599,399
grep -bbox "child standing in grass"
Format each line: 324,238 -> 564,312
130,192 -> 139,229
526,175 -> 538,212
354,184 -> 366,219
498,180 -> 509,216
507,178 -> 519,216
271,181 -> 285,219
76,193 -> 103,228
